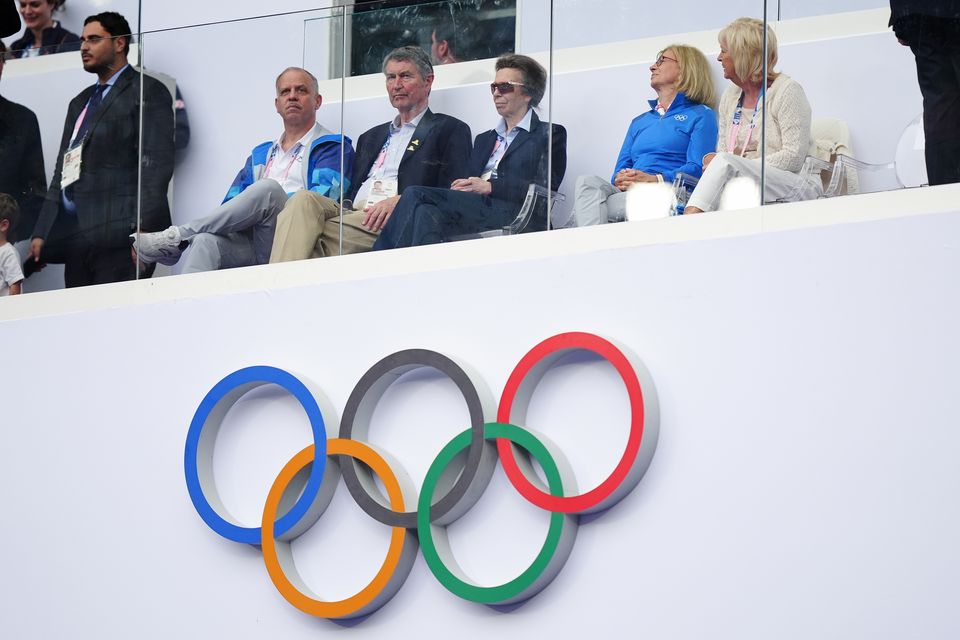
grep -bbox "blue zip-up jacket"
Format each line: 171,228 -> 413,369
611,92 -> 718,183
222,125 -> 355,204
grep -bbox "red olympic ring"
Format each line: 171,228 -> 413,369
496,331 -> 654,514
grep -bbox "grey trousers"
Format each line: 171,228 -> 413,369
573,175 -> 628,226
179,179 -> 289,273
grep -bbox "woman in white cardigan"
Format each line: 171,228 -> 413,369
684,17 -> 821,214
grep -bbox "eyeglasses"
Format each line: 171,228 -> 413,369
654,53 -> 678,68
490,81 -> 525,95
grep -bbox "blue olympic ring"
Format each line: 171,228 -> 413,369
183,366 -> 329,545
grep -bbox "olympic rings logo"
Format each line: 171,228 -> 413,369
184,332 -> 658,620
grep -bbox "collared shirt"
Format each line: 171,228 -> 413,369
482,108 -> 533,178
68,64 -> 129,148
263,123 -> 320,194
63,64 -> 131,213
93,65 -> 128,107
372,107 -> 427,181
353,107 -> 427,205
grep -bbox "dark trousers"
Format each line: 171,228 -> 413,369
901,17 -> 960,185
373,186 -> 518,250
64,242 -> 136,288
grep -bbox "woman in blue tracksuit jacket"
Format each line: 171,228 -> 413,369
573,44 -> 718,225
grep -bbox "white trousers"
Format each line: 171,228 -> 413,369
686,153 -> 822,212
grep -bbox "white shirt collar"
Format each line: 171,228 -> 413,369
495,108 -> 533,137
391,106 -> 428,133
273,122 -> 320,155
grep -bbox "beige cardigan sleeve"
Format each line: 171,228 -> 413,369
763,76 -> 813,173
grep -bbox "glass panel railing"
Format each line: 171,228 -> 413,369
263,7 -> 352,264
16,1 -> 939,294
287,0 -> 541,260
777,0 -> 887,21
134,7 -> 348,279
2,31 -> 156,291
0,3 -> 143,293
552,1 -> 767,224
756,3 -> 943,211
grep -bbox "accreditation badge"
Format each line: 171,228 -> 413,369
365,178 -> 398,209
61,143 -> 83,188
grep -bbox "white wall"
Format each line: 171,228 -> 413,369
2,194 -> 959,637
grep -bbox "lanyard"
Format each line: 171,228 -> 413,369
263,142 -> 304,185
370,131 -> 395,177
488,134 -> 507,176
727,88 -> 764,157
69,86 -> 106,146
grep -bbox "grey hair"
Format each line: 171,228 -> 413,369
381,45 -> 434,80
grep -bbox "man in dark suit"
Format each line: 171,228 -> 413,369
890,0 -> 960,185
374,54 -> 566,250
27,11 -> 174,287
269,45 -> 471,262
0,39 -> 46,243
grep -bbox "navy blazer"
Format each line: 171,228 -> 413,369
467,110 -> 567,230
0,96 -> 46,242
345,109 -> 472,203
34,66 -> 175,248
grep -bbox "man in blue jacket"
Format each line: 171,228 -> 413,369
132,67 -> 354,273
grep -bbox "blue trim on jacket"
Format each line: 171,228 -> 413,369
611,92 -> 718,183
222,133 -> 355,204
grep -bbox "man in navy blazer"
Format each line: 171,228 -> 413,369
270,46 -> 472,262
0,39 -> 46,243
374,54 -> 566,250
890,0 -> 960,185
27,11 -> 174,287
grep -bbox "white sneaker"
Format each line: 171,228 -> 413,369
131,226 -> 185,266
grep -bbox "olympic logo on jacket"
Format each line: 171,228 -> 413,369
184,332 -> 659,619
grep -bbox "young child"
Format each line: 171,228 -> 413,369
0,194 -> 25,296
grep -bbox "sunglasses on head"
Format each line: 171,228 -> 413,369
490,81 -> 525,95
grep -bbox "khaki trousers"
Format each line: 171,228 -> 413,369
269,190 -> 379,262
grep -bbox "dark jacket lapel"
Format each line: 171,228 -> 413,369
399,108 -> 438,168
360,123 -> 390,175
82,65 -> 135,139
498,110 -> 540,164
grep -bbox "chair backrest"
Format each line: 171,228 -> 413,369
810,118 -> 858,195
513,184 -> 567,233
894,113 -> 927,188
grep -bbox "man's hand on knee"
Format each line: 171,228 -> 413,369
362,195 -> 400,232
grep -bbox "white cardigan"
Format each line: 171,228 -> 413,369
716,73 -> 813,173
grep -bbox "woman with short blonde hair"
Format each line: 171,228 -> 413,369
685,17 -> 820,214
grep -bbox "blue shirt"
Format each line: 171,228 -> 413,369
611,92 -> 718,183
